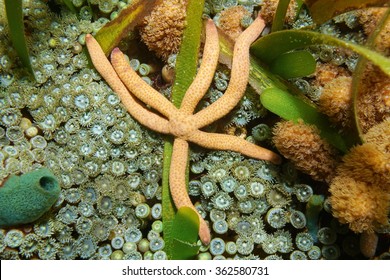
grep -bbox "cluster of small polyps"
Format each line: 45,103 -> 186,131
71,0 -> 132,21
187,150 -> 322,259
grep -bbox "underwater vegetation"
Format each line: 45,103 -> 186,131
0,0 -> 389,260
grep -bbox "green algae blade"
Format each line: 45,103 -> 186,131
305,194 -> 324,242
4,0 -> 35,78
171,207 -> 200,260
162,0 -> 205,260
271,0 -> 292,32
260,88 -> 349,152
94,0 -> 158,56
170,1 -> 205,106
251,29 -> 390,76
269,50 -> 316,79
304,0 -> 389,24
161,139 -> 176,258
351,8 -> 390,141
162,139 -> 175,218
296,0 -> 305,10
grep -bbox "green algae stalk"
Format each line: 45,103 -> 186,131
162,0 -> 204,259
305,194 -> 324,242
0,168 -> 60,228
94,0 -> 159,56
4,0 -> 35,78
61,0 -> 78,13
271,0 -> 292,32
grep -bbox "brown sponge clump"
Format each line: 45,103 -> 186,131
336,143 -> 390,188
363,118 -> 390,154
272,120 -> 339,183
356,63 -> 390,133
260,0 -> 298,26
357,8 -> 388,42
218,6 -> 252,40
318,76 -> 353,128
329,175 -> 389,233
139,0 -> 187,61
329,119 -> 390,233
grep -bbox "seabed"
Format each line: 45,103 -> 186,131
0,0 -> 389,260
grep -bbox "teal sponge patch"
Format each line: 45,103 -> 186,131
0,168 -> 60,228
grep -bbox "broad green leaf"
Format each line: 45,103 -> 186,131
94,0 -> 158,55
271,0 -> 292,32
270,50 -> 316,79
162,0 -> 205,260
352,8 -> 390,140
304,0 -> 389,24
260,88 -> 350,152
251,29 -> 390,76
171,207 -> 200,260
4,0 -> 35,78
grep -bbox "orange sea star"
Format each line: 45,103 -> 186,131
85,15 -> 281,244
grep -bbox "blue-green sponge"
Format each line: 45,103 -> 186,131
0,168 -> 60,228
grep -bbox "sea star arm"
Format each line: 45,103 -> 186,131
179,19 -> 220,114
111,48 -> 178,119
85,34 -> 170,134
169,138 -> 211,245
188,130 -> 282,164
191,15 -> 265,128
